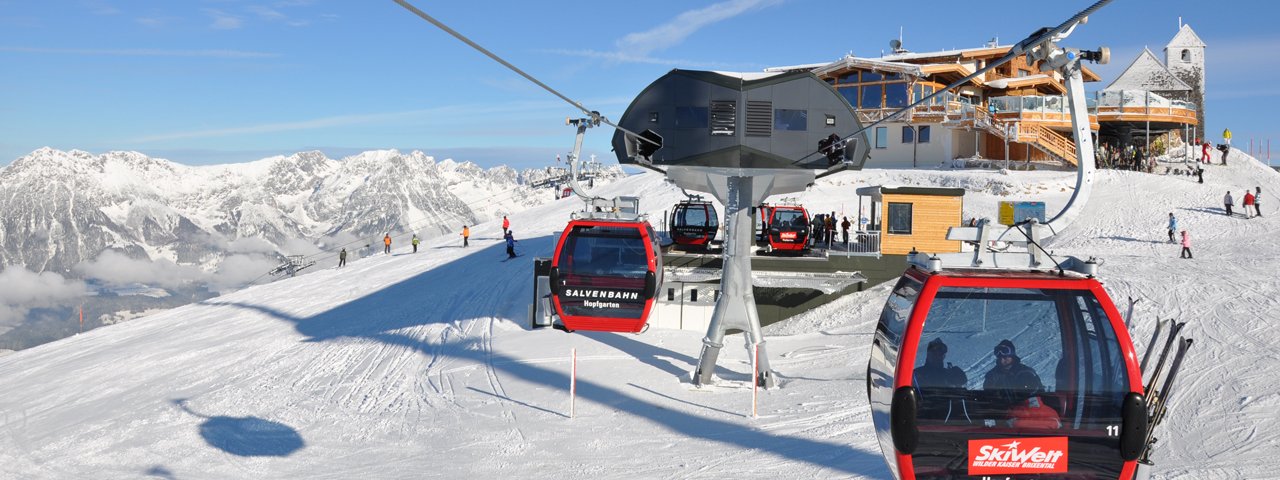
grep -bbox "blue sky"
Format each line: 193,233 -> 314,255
2,0 -> 1277,169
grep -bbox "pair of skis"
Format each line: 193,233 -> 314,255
1135,318 -> 1193,473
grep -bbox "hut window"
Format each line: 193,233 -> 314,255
675,106 -> 708,129
875,127 -> 888,149
918,126 -> 931,143
902,126 -> 915,144
773,109 -> 807,131
887,202 -> 913,234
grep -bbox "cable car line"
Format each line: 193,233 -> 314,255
390,0 -> 662,164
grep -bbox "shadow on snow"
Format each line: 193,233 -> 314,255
211,234 -> 887,477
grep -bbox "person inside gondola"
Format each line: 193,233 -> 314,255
913,338 -> 971,423
984,339 -> 1060,429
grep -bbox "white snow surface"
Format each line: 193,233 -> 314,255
1,151 -> 1278,479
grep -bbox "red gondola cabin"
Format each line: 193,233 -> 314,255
868,265 -> 1147,479
549,219 -> 663,332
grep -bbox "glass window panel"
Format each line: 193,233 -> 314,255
887,202 -> 911,234
885,83 -> 908,108
861,84 -> 883,109
838,86 -> 858,108
675,106 -> 708,129
875,126 -> 888,149
918,125 -> 931,143
862,71 -> 883,82
773,109 -> 807,131
839,72 -> 859,84
883,72 -> 901,81
902,126 -> 915,144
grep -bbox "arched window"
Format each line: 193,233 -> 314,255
1181,49 -> 1190,62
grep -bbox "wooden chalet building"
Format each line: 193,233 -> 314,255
767,27 -> 1201,168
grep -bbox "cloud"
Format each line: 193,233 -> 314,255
0,267 -> 89,328
203,8 -> 243,30
81,0 -> 120,15
0,46 -> 279,59
74,251 -> 204,289
209,254 -> 279,291
615,0 -> 782,57
226,236 -> 278,254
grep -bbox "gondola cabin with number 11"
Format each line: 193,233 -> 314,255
549,218 -> 663,333
868,255 -> 1148,479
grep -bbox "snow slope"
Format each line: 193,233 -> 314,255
1,149 -> 1278,479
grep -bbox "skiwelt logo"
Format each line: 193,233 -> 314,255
968,437 -> 1068,475
780,231 -> 797,241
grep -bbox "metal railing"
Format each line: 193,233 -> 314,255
824,230 -> 881,255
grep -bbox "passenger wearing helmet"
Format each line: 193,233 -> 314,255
984,339 -> 1059,428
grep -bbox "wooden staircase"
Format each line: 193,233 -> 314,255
1012,123 -> 1077,166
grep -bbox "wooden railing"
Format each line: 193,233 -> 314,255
1016,123 -> 1077,166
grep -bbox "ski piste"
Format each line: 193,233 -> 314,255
1139,337 -> 1193,468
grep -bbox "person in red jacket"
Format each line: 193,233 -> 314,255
1244,191 -> 1256,218
502,215 -> 510,236
1201,142 -> 1211,163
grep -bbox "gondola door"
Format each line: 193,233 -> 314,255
872,269 -> 1147,479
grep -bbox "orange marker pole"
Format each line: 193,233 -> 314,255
79,305 -> 83,334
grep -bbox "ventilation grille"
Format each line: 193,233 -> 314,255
710,100 -> 736,136
745,101 -> 772,137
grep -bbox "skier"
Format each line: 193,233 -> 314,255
411,234 -> 420,253
502,215 -> 510,236
1243,190 -> 1256,219
1224,127 -> 1233,148
1196,165 -> 1204,184
841,216 -> 851,245
1167,213 -> 1177,243
1201,142 -> 1211,163
383,233 -> 392,254
1255,186 -> 1263,217
1218,143 -> 1230,165
461,225 -> 470,247
504,231 -> 518,259
1179,230 -> 1192,259
1225,191 -> 1235,216
339,248 -> 347,267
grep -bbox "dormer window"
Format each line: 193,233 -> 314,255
1181,49 -> 1190,62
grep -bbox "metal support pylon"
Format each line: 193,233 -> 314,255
667,167 -> 813,389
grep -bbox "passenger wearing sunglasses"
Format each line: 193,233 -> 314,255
983,339 -> 1057,428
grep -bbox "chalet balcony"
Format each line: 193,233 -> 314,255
987,95 -> 1101,130
1093,90 -> 1198,126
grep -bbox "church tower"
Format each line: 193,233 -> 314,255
1165,24 -> 1206,140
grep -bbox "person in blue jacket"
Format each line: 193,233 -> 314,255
505,231 -> 518,259
1167,213 -> 1177,243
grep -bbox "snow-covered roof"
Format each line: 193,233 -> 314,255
1104,47 -> 1192,92
986,74 -> 1055,90
1166,24 -> 1206,49
810,55 -> 923,77
879,45 -> 1009,62
710,71 -> 786,81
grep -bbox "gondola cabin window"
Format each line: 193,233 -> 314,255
887,202 -> 912,234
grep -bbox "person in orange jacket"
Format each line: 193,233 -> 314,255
383,233 -> 392,254
461,225 -> 470,247
502,215 -> 510,236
